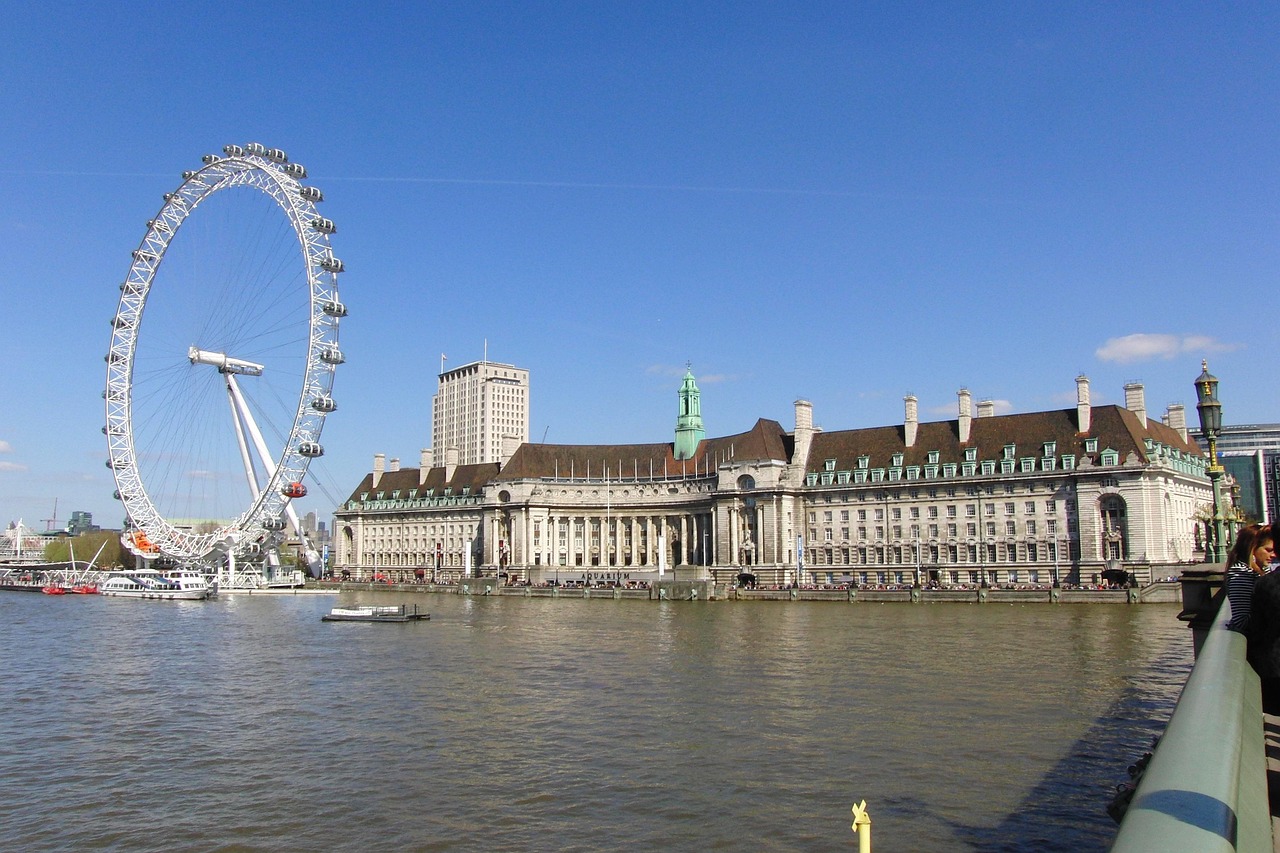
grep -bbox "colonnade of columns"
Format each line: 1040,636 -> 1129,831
722,500 -> 767,566
498,509 -> 715,569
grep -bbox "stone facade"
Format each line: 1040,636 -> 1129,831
333,376 -> 1215,586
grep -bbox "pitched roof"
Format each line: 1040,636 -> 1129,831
805,405 -> 1202,473
342,462 -> 500,503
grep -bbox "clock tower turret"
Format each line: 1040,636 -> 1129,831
674,364 -> 705,460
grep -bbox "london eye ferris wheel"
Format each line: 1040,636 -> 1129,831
104,143 -> 345,573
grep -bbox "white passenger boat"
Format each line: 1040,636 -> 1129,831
100,569 -> 215,600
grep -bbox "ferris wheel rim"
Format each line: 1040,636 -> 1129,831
104,145 -> 343,563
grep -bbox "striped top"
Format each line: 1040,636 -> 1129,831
1226,561 -> 1260,632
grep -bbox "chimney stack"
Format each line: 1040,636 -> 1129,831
500,435 -> 520,468
389,457 -> 400,473
1166,404 -> 1188,442
445,446 -> 460,482
792,399 -> 815,477
1124,382 -> 1147,426
904,395 -> 918,447
420,449 -> 431,486
958,389 -> 973,443
977,399 -> 995,418
373,453 -> 385,488
1076,375 -> 1091,434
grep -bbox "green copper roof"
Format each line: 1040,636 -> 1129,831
675,366 -> 705,460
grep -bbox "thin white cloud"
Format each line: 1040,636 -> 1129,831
0,461 -> 27,472
645,364 -> 734,383
646,364 -> 687,378
1095,333 -> 1239,365
0,440 -> 12,453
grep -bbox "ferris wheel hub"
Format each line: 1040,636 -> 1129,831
188,346 -> 265,376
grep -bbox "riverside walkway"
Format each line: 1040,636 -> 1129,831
322,576 -> 1183,604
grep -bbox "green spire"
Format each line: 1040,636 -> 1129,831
674,363 -> 705,460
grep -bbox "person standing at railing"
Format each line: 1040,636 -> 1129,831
1244,527 -> 1280,713
1225,524 -> 1271,633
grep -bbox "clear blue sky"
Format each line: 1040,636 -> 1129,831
1,1 -> 1276,531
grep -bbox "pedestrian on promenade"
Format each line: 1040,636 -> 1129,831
1249,565 -> 1280,714
1225,524 -> 1270,633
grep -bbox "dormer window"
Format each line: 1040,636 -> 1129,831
1003,444 -> 1016,460
858,455 -> 870,470
1101,449 -> 1119,466
891,453 -> 904,467
927,451 -> 940,464
1043,441 -> 1056,457
965,448 -> 978,462
824,458 -> 837,472
1085,439 -> 1099,453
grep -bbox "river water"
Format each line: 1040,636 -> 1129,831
0,591 -> 1191,852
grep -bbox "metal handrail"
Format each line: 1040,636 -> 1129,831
1111,595 -> 1270,852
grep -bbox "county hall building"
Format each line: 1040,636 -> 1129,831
332,369 -> 1214,588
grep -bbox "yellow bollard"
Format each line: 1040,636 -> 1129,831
850,800 -> 872,853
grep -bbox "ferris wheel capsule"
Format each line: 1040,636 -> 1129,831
202,154 -> 221,165
223,144 -> 245,156
319,256 -> 344,273
266,148 -> 288,164
284,162 -> 307,179
245,142 -> 267,156
299,441 -> 324,458
283,482 -> 307,499
321,300 -> 347,317
298,186 -> 323,202
311,217 -> 336,235
262,517 -> 287,532
311,396 -> 337,413
319,347 -> 345,365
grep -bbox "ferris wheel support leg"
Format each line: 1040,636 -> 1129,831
226,371 -> 317,576
225,374 -> 263,503
225,372 -> 282,495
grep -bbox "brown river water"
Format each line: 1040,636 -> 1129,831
0,592 -> 1191,851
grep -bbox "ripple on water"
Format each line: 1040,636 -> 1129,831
0,594 -> 1190,851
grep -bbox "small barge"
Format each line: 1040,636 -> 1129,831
322,604 -> 430,623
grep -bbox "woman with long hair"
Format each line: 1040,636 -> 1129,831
1225,523 -> 1273,632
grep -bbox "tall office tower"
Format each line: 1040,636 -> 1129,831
432,359 -> 530,466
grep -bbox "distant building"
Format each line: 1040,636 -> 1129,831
334,373 -> 1216,587
66,511 -> 99,536
1189,424 -> 1280,524
431,359 -> 529,467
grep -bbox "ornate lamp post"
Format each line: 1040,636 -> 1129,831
1194,360 -> 1229,563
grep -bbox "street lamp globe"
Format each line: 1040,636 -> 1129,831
1194,360 -> 1222,437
